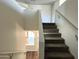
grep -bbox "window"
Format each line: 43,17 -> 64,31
28,31 -> 34,45
25,31 -> 39,46
25,31 -> 35,45
59,0 -> 67,6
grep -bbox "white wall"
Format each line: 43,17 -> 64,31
55,12 -> 78,59
37,11 -> 44,59
0,1 -> 26,59
23,10 -> 44,59
51,0 -> 60,23
12,53 -> 26,59
0,2 -> 25,53
0,0 -> 26,14
51,4 -> 55,22
51,0 -> 78,59
57,0 -> 78,28
0,1 -> 44,59
30,5 -> 52,23
23,9 -> 39,30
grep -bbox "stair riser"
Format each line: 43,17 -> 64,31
45,48 -> 69,52
43,26 -> 57,29
44,34 -> 61,37
43,23 -> 56,26
45,40 -> 64,44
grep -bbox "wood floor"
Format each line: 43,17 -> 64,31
26,51 -> 39,59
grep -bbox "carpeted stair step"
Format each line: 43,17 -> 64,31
45,38 -> 65,44
43,23 -> 57,29
44,33 -> 61,38
44,29 -> 59,33
43,25 -> 57,29
43,23 -> 74,59
45,52 -> 74,59
45,44 -> 69,52
43,23 -> 56,26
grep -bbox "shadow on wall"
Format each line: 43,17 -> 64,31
55,12 -> 78,59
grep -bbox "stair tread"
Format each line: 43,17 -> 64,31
45,37 -> 63,40
45,44 -> 67,47
44,28 -> 59,30
44,28 -> 58,30
44,29 -> 59,33
46,52 -> 73,58
44,33 -> 61,34
45,38 -> 65,44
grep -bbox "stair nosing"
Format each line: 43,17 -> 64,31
45,44 -> 68,47
44,33 -> 61,34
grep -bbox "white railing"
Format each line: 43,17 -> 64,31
56,10 -> 78,30
0,51 -> 26,59
37,10 -> 44,59
0,53 -> 13,59
55,10 -> 78,40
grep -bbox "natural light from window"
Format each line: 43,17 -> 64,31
25,31 -> 35,45
28,31 -> 34,45
59,0 -> 66,6
18,2 -> 29,8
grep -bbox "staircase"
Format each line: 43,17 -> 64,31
43,23 -> 74,59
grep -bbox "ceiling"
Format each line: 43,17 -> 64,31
16,0 -> 56,5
